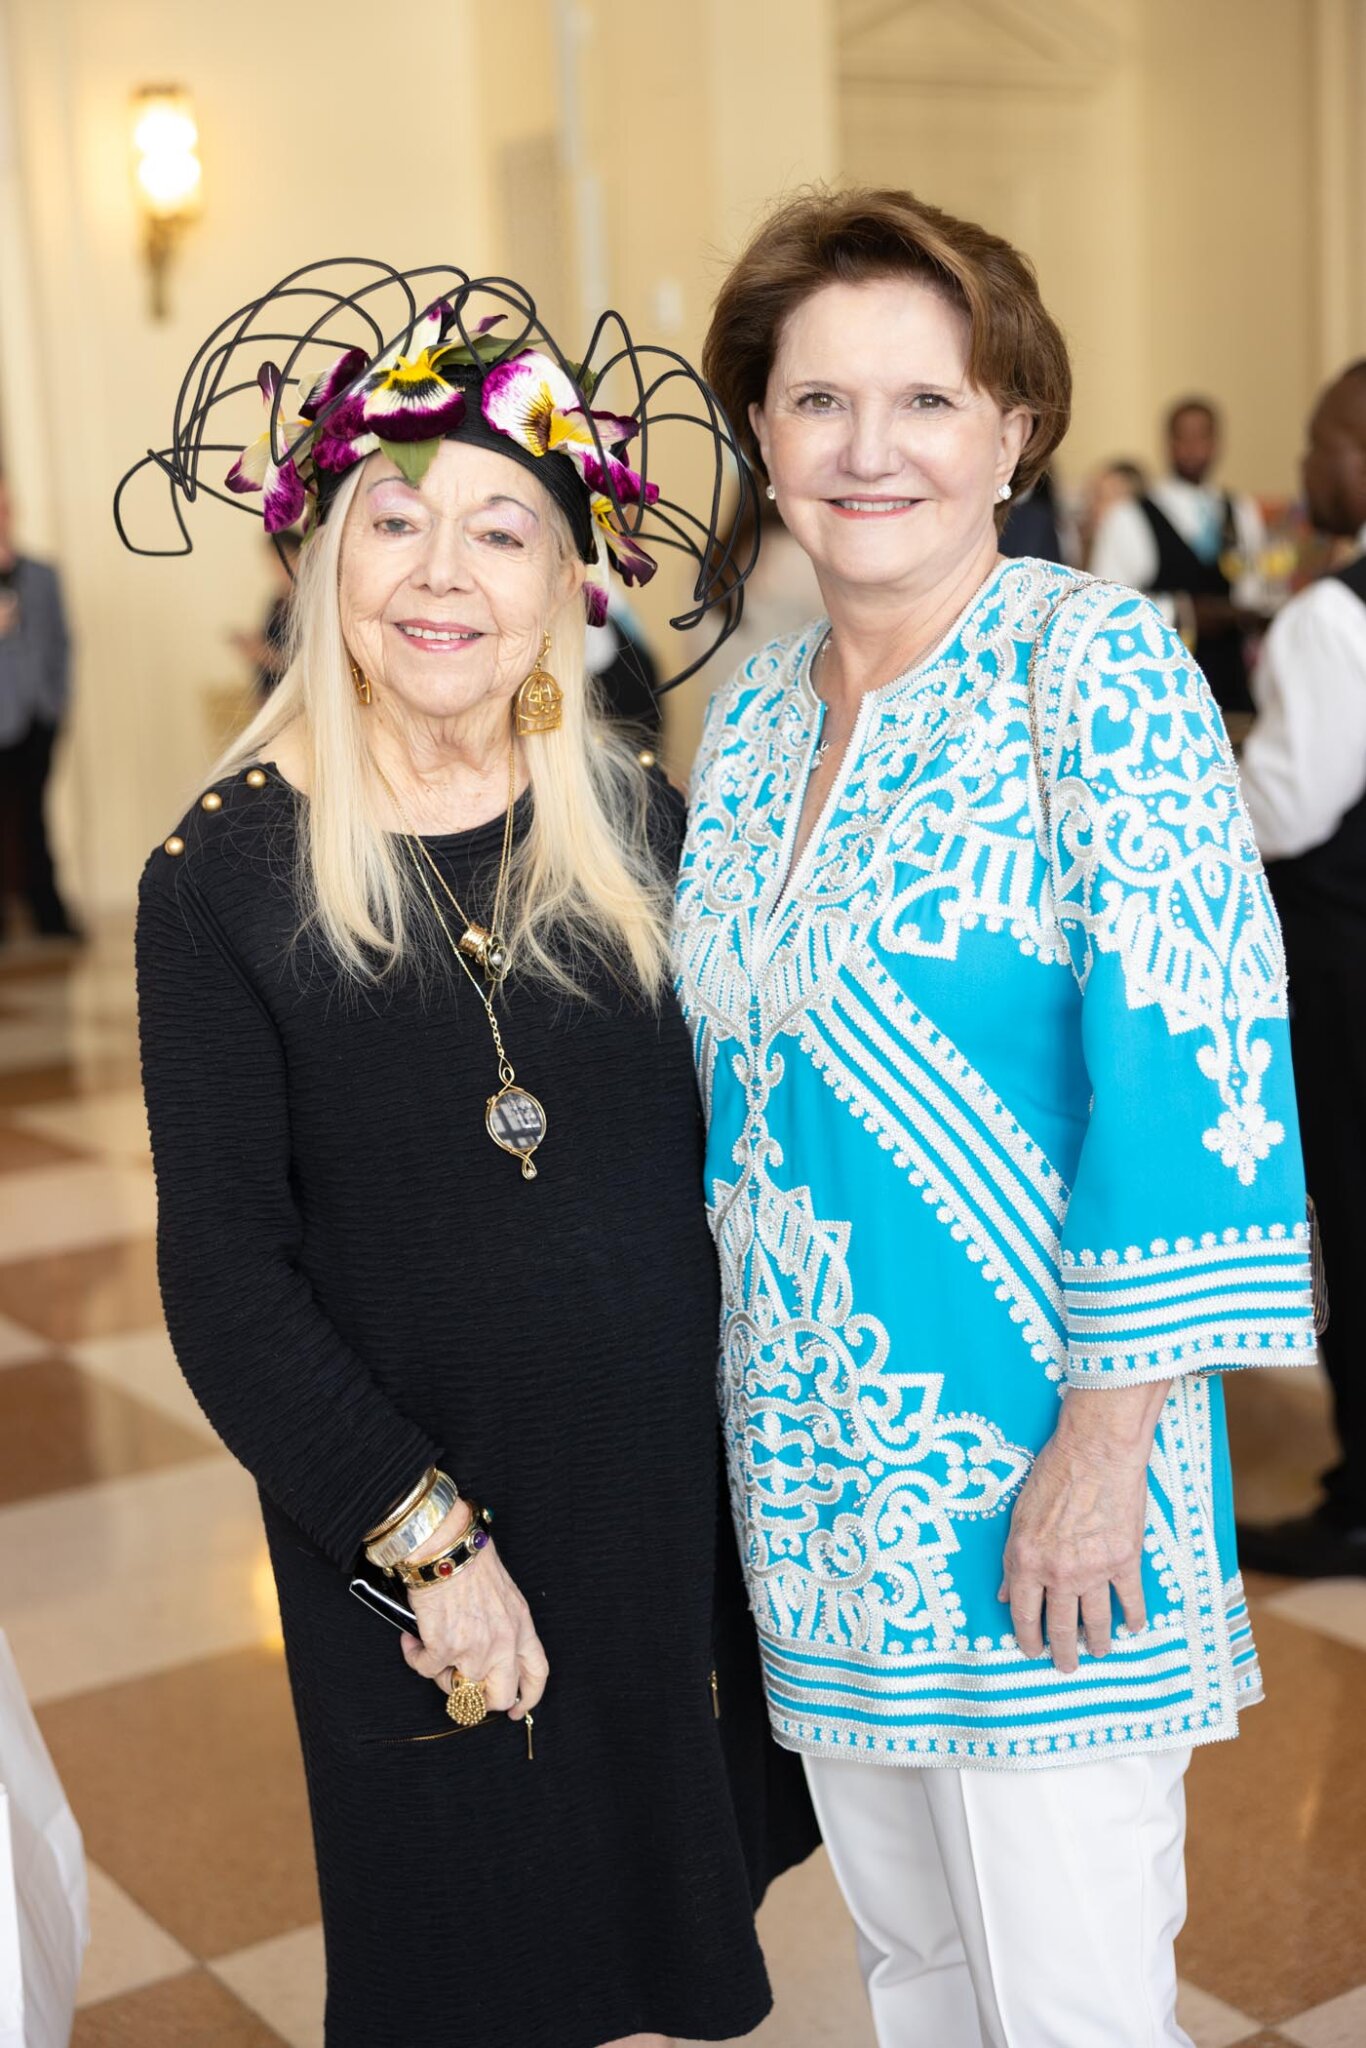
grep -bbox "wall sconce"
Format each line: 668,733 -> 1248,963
132,86 -> 202,320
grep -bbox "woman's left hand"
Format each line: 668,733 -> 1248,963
999,1380 -> 1171,1671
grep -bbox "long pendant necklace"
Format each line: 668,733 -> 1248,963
811,630 -> 833,767
377,749 -> 548,1181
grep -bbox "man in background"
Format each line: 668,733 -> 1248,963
1090,397 -> 1268,720
0,475 -> 78,943
1238,361 -> 1366,1577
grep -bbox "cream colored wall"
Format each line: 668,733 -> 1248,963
1137,0 -> 1317,493
572,0 -> 838,771
1313,0 -> 1366,377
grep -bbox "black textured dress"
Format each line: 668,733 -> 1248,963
136,764 -> 816,2048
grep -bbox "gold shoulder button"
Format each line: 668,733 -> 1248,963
244,768 -> 268,790
200,791 -> 224,812
163,835 -> 186,857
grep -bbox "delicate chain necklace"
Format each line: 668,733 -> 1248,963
376,750 -> 547,1181
811,631 -> 834,767
402,760 -> 517,984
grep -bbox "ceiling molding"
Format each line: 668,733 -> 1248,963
959,0 -> 1130,65
837,0 -> 1134,87
839,69 -> 1094,97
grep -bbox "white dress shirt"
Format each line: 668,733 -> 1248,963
1239,530 -> 1366,862
1090,477 -> 1268,619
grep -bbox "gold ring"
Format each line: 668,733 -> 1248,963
445,1671 -> 488,1728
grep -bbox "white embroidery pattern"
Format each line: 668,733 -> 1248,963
685,570 -> 1290,1188
799,950 -> 1070,1382
1042,588 -> 1290,1182
1063,1223 -> 1317,1381
715,1165 -> 1032,1657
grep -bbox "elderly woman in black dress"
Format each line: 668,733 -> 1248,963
125,263 -> 813,2048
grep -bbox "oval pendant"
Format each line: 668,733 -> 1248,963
486,1085 -> 547,1179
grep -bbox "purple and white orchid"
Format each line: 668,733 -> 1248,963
582,454 -> 660,588
299,347 -> 377,474
589,494 -> 657,588
481,350 -> 639,478
358,304 -> 467,444
224,364 -> 313,534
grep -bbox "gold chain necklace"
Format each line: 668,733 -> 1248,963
403,761 -> 517,984
376,750 -> 547,1181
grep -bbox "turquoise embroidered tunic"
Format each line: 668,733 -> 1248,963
675,558 -> 1316,1771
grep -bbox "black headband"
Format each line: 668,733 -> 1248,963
313,365 -> 597,562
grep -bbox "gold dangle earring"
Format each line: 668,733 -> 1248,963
514,631 -> 563,736
349,658 -> 373,707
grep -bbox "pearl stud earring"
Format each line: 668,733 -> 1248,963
765,483 -> 777,501
998,482 -> 1013,503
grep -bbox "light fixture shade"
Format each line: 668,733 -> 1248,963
132,86 -> 202,222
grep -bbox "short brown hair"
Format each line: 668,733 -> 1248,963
703,187 -> 1071,502
1165,396 -> 1219,437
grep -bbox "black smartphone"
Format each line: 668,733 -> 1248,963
348,1575 -> 417,1632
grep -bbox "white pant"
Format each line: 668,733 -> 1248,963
804,1747 -> 1194,2048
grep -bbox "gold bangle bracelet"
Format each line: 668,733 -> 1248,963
365,1472 -> 463,1570
364,1465 -> 439,1546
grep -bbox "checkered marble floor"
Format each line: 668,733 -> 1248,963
1,929 -> 1363,2047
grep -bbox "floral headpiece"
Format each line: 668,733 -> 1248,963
114,259 -> 759,689
222,307 -> 660,623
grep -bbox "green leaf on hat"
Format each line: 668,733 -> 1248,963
377,437 -> 441,487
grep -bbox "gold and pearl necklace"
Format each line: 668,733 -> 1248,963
375,750 -> 547,1181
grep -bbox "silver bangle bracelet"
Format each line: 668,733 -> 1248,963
364,1470 -> 462,1569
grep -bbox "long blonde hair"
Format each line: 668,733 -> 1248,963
208,467 -> 672,1000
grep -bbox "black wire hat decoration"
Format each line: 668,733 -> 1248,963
113,257 -> 760,692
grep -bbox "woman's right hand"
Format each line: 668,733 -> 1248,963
396,1507 -> 549,1722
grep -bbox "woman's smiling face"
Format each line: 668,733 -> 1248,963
749,276 -> 1030,602
337,438 -> 579,725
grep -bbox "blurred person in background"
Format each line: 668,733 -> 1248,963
998,466 -> 1071,564
0,474 -> 79,943
586,583 -> 662,756
688,185 -> 1317,2048
229,528 -> 302,698
1090,399 -> 1268,719
125,265 -> 816,2048
1238,361 -> 1366,1578
1079,456 -> 1147,568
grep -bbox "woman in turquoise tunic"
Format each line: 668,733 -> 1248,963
679,188 -> 1318,2047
